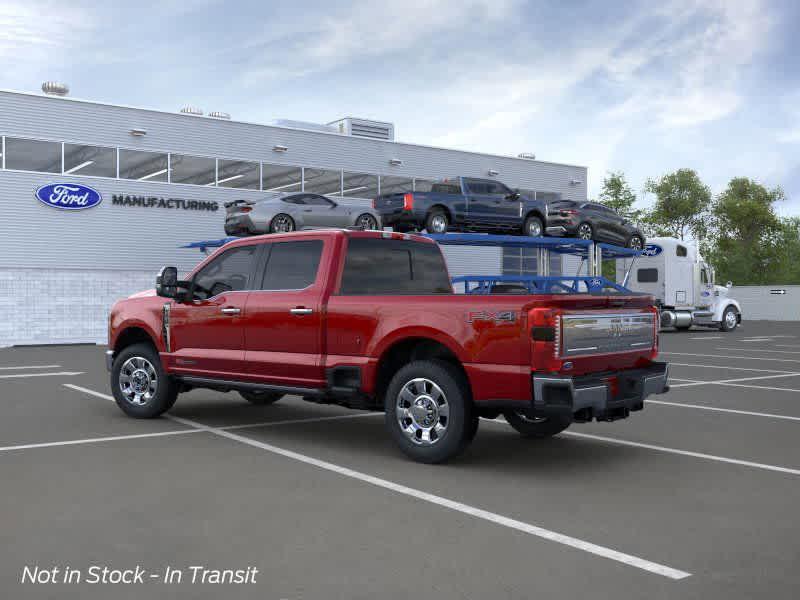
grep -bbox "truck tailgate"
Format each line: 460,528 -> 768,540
528,295 -> 659,375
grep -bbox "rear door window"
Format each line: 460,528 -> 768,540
339,238 -> 452,295
261,240 -> 323,290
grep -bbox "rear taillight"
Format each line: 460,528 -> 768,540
560,209 -> 578,216
372,198 -> 377,209
530,308 -> 562,373
649,305 -> 660,359
240,207 -> 252,213
403,193 -> 414,211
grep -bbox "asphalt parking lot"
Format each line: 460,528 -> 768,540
2,322 -> 799,599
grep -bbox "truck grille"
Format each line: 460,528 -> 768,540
560,313 -> 654,357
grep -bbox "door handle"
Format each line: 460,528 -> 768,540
290,308 -> 313,315
221,307 -> 241,315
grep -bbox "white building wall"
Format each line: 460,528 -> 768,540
0,268 -> 152,346
729,286 -> 800,321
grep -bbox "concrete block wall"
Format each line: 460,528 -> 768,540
0,268 -> 153,346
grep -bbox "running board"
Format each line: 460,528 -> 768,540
176,376 -> 324,398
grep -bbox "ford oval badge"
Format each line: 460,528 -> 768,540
35,183 -> 103,210
642,244 -> 662,257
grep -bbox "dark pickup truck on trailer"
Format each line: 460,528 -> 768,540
107,229 -> 669,463
373,176 -> 549,236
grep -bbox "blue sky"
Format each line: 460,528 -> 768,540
3,0 -> 799,215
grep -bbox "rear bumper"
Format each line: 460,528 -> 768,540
532,362 -> 669,422
377,209 -> 423,229
224,214 -> 259,236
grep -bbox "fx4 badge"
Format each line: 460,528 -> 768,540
467,310 -> 517,324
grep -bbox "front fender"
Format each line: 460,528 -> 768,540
713,299 -> 742,321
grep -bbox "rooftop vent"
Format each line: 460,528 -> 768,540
517,152 -> 536,160
208,111 -> 231,120
42,81 -> 69,96
180,106 -> 204,116
270,119 -> 338,134
328,117 -> 395,141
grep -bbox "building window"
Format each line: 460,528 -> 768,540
304,167 -> 342,196
170,154 -> 216,186
63,143 -> 117,177
342,171 -> 379,199
119,149 -> 169,182
379,176 -> 413,196
502,248 -> 561,276
262,163 -> 302,192
217,159 -> 260,189
4,137 -> 61,173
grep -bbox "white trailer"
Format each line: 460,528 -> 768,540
618,237 -> 742,331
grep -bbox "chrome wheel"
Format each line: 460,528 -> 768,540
356,214 -> 378,230
271,214 -> 295,233
119,356 -> 158,406
395,378 -> 449,446
628,236 -> 643,250
577,223 -> 593,240
526,218 -> 543,237
725,309 -> 737,329
429,214 -> 448,233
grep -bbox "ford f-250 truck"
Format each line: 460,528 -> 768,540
373,177 -> 548,236
107,229 -> 669,463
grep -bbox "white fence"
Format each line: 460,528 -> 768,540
730,285 -> 800,321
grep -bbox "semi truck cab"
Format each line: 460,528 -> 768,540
621,236 -> 742,331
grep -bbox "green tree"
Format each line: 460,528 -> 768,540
643,169 -> 712,240
598,171 -> 641,221
705,178 -> 786,284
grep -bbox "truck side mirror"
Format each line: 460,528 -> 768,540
506,190 -> 521,201
156,266 -> 179,298
726,281 -> 733,289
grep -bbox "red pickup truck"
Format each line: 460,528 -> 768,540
107,230 -> 669,463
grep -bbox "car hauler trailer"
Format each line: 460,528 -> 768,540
618,237 -> 742,332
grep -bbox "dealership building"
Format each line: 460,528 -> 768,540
0,85 -> 588,345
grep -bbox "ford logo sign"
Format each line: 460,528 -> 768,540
642,244 -> 662,257
35,183 -> 103,210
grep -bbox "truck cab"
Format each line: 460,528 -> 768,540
622,237 -> 742,331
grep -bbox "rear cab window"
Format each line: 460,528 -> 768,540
339,238 -> 452,295
260,240 -> 324,290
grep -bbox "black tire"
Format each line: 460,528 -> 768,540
523,215 -> 544,237
110,343 -> 178,419
239,390 -> 284,405
503,411 -> 571,438
384,359 -> 474,463
720,306 -> 739,332
627,235 -> 644,250
425,208 -> 449,234
270,213 -> 295,233
355,213 -> 379,230
576,222 -> 594,240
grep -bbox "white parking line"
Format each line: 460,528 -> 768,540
775,344 -> 800,349
0,371 -> 84,379
63,384 -> 382,429
718,382 -> 800,394
0,364 -> 61,370
668,362 -> 796,373
647,400 -> 800,422
717,347 -> 800,355
65,384 -> 691,580
661,352 -> 800,364
0,429 -> 204,453
688,336 -> 722,340
562,431 -> 800,477
669,372 -> 800,388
